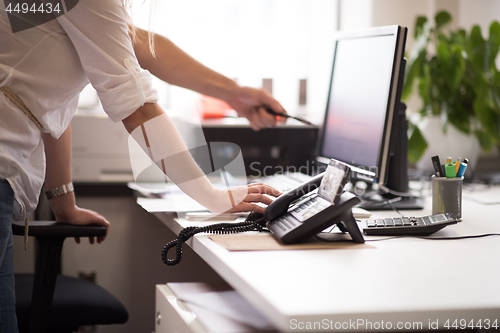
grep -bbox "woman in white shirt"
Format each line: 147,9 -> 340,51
0,0 -> 285,331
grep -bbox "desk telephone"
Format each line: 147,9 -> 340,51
162,159 -> 365,266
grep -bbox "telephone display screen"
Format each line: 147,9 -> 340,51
318,160 -> 349,204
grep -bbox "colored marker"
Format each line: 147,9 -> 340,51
445,163 -> 457,178
455,160 -> 460,174
431,155 -> 444,177
445,157 -> 452,164
457,158 -> 469,178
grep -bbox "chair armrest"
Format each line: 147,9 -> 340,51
12,221 -> 107,331
12,221 -> 106,239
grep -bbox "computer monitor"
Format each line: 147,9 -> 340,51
316,25 -> 422,209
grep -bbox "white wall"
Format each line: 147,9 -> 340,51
459,0 -> 500,32
340,0 -> 373,31
371,0 -> 500,46
131,0 -> 338,124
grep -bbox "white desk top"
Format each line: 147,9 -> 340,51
152,184 -> 500,332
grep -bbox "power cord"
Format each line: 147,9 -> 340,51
386,199 -> 405,217
463,196 -> 500,205
365,233 -> 500,242
379,184 -> 422,199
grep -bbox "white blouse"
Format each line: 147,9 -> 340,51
0,0 -> 158,220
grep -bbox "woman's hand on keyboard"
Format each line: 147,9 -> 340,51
209,184 -> 281,214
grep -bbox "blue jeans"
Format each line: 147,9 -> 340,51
0,180 -> 17,333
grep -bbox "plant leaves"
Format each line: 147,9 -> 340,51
487,84 -> 500,114
404,19 -> 432,102
418,62 -> 433,114
408,21 -> 431,60
407,126 -> 428,164
491,72 -> 500,111
415,16 -> 428,39
486,21 -> 500,71
473,97 -> 500,143
437,32 -> 449,44
449,44 -> 466,91
402,50 -> 425,101
451,29 -> 466,45
405,11 -> 500,158
468,25 -> 486,72
473,129 -> 494,151
447,103 -> 471,134
435,11 -> 452,30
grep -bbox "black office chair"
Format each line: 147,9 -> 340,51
13,221 -> 128,333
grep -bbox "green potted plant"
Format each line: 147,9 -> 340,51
402,10 -> 500,173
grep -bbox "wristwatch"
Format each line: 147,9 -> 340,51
45,182 -> 74,200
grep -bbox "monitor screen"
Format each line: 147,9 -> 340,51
318,26 -> 407,185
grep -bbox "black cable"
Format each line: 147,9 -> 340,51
359,195 -> 403,206
161,217 -> 267,266
364,236 -> 402,242
365,233 -> 500,242
387,199 -> 405,217
463,196 -> 500,205
418,233 -> 500,240
379,184 -> 422,199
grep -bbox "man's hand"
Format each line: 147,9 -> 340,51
226,86 -> 287,131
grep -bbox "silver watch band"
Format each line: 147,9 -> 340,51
45,182 -> 74,200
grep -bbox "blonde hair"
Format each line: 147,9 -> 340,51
124,0 -> 157,57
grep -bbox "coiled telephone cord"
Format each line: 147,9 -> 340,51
161,217 -> 266,266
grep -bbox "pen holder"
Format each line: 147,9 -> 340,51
431,176 -> 463,221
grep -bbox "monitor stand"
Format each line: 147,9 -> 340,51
357,103 -> 424,211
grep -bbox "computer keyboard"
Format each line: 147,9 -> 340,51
252,172 -> 312,192
363,213 -> 458,236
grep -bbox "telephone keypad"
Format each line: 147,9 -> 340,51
290,196 -> 331,223
273,195 -> 332,230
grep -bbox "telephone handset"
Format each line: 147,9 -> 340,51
161,159 -> 364,266
262,172 -> 324,222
